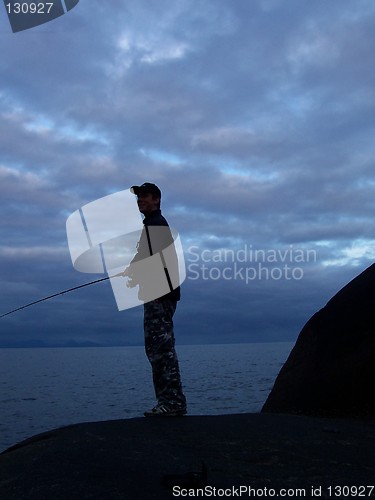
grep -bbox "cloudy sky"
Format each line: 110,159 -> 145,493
1,0 -> 375,347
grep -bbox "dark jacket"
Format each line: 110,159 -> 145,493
131,210 -> 181,301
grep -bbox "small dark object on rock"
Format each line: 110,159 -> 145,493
161,461 -> 208,490
322,427 -> 340,434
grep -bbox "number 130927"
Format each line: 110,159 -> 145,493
5,3 -> 54,14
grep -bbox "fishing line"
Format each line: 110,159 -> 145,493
0,274 -> 123,319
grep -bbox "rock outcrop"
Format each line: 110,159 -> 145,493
262,263 -> 375,417
0,414 -> 374,498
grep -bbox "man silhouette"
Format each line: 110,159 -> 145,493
122,183 -> 187,417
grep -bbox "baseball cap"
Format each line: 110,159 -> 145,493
130,183 -> 161,198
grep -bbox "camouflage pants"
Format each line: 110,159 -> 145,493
144,298 -> 186,410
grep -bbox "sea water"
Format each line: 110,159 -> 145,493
0,342 -> 293,452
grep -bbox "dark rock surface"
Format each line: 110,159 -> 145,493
0,414 -> 374,499
262,263 -> 375,417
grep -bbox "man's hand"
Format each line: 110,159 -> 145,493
115,267 -> 131,277
113,266 -> 138,288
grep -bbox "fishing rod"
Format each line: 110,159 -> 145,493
0,273 -> 124,319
